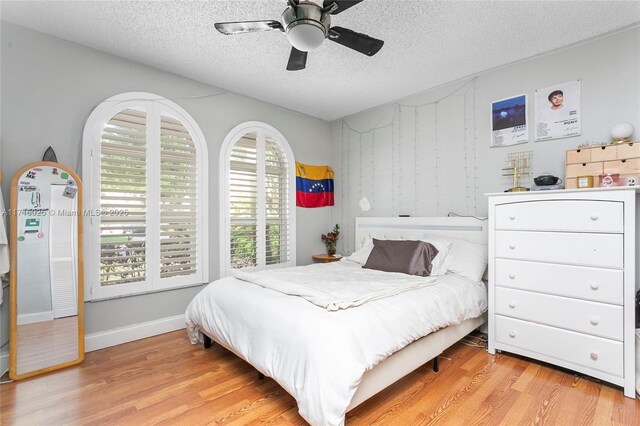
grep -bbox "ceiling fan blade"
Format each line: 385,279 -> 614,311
214,20 -> 283,35
328,26 -> 384,56
286,47 -> 308,71
323,0 -> 364,15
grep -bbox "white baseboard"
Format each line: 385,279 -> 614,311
17,310 -> 54,325
85,314 -> 186,353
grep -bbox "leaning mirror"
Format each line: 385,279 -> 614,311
9,161 -> 84,380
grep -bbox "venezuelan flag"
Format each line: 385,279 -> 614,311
296,162 -> 335,208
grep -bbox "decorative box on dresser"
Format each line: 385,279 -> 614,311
487,187 -> 638,398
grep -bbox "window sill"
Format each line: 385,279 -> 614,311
86,281 -> 208,303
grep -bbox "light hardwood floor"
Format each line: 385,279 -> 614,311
1,330 -> 638,425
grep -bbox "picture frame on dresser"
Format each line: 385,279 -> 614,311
487,187 -> 638,398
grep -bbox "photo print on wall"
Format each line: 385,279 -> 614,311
535,80 -> 581,141
491,94 -> 528,147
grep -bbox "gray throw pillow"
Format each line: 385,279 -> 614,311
362,239 -> 439,276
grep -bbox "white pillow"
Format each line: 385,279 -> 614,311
345,237 -> 374,264
424,234 -> 488,282
407,235 -> 452,276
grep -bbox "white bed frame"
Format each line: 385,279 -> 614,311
202,216 -> 488,414
347,216 -> 488,410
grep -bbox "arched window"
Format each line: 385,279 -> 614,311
220,122 -> 296,277
83,92 -> 208,300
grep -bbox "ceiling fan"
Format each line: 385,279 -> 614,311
214,0 -> 384,71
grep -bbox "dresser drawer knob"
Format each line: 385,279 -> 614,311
590,283 -> 599,290
509,274 -> 516,280
590,317 -> 599,326
509,302 -> 516,309
509,244 -> 516,250
509,331 -> 517,338
509,215 -> 516,221
590,352 -> 598,361
590,214 -> 599,221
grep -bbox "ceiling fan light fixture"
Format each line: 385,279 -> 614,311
215,0 -> 384,71
281,2 -> 330,52
286,20 -> 326,51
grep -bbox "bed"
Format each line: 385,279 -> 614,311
185,217 -> 488,425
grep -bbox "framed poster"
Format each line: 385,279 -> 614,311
535,80 -> 581,141
491,94 -> 528,147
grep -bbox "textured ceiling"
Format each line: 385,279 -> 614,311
1,1 -> 639,121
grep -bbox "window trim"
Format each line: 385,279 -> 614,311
82,92 -> 209,301
219,121 -> 296,277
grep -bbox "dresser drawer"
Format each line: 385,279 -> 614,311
495,287 -> 623,340
495,316 -> 623,377
615,142 -> 640,159
494,259 -> 623,304
566,148 -> 591,164
495,231 -> 623,269
604,159 -> 640,175
566,162 -> 603,178
591,145 -> 618,162
494,200 -> 623,233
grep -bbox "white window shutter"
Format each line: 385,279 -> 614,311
264,136 -> 290,265
159,114 -> 199,279
85,93 -> 209,301
229,133 -> 258,270
224,127 -> 293,274
99,108 -> 148,287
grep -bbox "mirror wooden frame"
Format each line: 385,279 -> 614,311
9,161 -> 85,380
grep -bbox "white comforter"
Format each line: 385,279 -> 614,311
185,261 -> 487,426
233,262 -> 436,311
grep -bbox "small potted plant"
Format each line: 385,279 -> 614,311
321,224 -> 340,256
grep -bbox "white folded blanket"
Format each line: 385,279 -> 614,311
233,261 -> 436,311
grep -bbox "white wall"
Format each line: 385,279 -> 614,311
0,22 -> 332,346
330,26 -> 640,254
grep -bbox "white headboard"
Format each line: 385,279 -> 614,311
354,216 -> 487,248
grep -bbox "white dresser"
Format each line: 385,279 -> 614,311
487,187 -> 638,398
